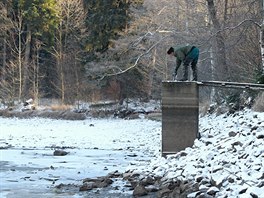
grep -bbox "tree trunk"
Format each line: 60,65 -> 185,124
18,12 -> 23,101
147,47 -> 156,99
33,40 -> 41,106
23,28 -> 32,98
261,0 -> 264,74
206,0 -> 229,81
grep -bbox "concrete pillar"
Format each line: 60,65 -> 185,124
162,81 -> 199,156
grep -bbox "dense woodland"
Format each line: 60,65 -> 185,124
0,0 -> 263,106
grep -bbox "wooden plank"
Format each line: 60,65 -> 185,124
198,81 -> 264,90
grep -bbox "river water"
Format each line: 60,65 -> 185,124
0,117 -> 161,197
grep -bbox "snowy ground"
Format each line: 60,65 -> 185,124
1,109 -> 264,198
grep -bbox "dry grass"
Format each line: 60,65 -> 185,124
0,108 -> 87,120
50,104 -> 73,111
252,92 -> 264,112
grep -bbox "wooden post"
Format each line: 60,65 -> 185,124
162,81 -> 199,156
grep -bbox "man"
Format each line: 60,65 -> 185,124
167,45 -> 199,81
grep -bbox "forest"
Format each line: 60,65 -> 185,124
0,0 -> 263,106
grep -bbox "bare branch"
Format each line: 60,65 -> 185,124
202,19 -> 261,45
99,34 -> 171,80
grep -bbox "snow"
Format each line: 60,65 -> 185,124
1,108 -> 264,197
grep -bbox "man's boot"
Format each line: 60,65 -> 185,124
191,65 -> 197,81
192,71 -> 197,81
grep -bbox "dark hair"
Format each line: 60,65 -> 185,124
167,47 -> 174,55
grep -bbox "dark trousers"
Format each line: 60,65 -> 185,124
183,47 -> 199,81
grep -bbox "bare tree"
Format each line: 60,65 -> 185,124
52,0 -> 88,104
0,2 -> 25,102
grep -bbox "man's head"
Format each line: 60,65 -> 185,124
167,47 -> 174,55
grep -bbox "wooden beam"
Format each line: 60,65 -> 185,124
198,81 -> 264,90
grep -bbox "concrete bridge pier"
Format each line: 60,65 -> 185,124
162,81 -> 199,156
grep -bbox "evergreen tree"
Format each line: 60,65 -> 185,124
16,0 -> 59,97
14,0 -> 59,45
84,0 -> 130,53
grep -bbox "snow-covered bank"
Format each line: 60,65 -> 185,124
130,109 -> 264,197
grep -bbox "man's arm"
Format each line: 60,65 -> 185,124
175,59 -> 182,74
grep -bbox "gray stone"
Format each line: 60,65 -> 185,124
228,131 -> 237,137
196,193 -> 214,198
207,186 -> 219,195
79,182 -> 94,191
133,184 -> 148,197
53,150 -> 68,156
250,192 -> 259,198
157,188 -> 172,198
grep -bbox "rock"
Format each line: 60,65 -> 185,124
179,182 -> 188,193
94,179 -> 111,188
257,181 -> 264,188
250,192 -> 259,198
199,184 -> 209,192
79,182 -> 94,191
228,177 -> 235,183
228,131 -> 237,137
239,188 -> 247,194
257,134 -> 264,139
53,150 -> 68,156
196,176 -> 204,183
171,187 -> 181,197
127,153 -> 138,157
212,166 -> 223,173
179,151 -> 188,156
85,176 -> 113,185
257,173 -> 264,180
187,191 -> 202,198
207,186 -> 219,195
205,141 -> 212,146
122,172 -> 133,180
107,170 -> 122,178
0,142 -> 12,149
196,193 -> 214,198
231,141 -> 243,147
157,188 -> 172,198
133,184 -> 148,197
129,180 -> 138,189
81,176 -> 113,191
168,180 -> 181,190
250,126 -> 258,132
145,185 -> 159,192
140,176 -> 155,186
